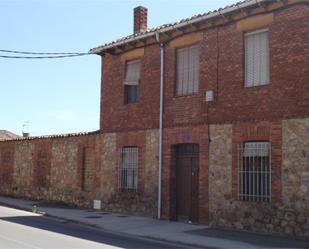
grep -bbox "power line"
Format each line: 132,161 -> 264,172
0,49 -> 91,59
0,49 -> 88,55
0,54 -> 90,59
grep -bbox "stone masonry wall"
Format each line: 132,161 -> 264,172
208,119 -> 309,238
12,141 -> 34,197
0,131 -> 159,218
282,118 -> 309,237
99,129 -> 159,217
50,138 -> 79,203
209,124 -> 232,224
100,133 -> 117,199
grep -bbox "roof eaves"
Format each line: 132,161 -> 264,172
0,130 -> 100,143
89,0 -> 261,54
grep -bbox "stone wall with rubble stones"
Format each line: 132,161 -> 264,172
208,119 -> 309,238
209,124 -> 233,223
282,118 -> 309,237
100,133 -> 117,199
99,129 -> 159,217
0,131 -> 159,218
50,138 -> 79,202
12,141 -> 34,197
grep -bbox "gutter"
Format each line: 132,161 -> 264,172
156,31 -> 164,219
90,0 -> 264,54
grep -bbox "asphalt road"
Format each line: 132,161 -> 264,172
0,205 -> 190,249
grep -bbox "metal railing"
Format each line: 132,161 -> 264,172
119,147 -> 139,192
238,142 -> 271,202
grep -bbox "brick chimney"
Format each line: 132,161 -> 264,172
134,6 -> 148,34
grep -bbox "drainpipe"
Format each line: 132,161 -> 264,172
156,31 -> 164,219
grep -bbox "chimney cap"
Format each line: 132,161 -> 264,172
134,6 -> 147,10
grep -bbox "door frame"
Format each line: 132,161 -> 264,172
170,143 -> 199,223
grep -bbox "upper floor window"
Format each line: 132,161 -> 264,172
176,44 -> 199,96
245,29 -> 269,87
124,59 -> 140,104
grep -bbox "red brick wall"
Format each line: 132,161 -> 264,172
33,139 -> 52,190
76,135 -> 101,195
101,4 -> 309,132
0,142 -> 15,186
101,45 -> 161,132
206,4 -> 309,124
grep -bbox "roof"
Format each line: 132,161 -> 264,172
0,130 -> 100,143
90,0 -> 292,54
0,130 -> 21,141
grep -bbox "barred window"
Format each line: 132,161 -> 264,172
119,147 -> 138,192
245,29 -> 269,87
238,142 -> 271,202
124,60 -> 140,104
176,44 -> 199,96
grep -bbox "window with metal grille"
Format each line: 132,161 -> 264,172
238,142 -> 271,202
176,44 -> 199,96
245,29 -> 269,87
124,60 -> 140,104
119,147 -> 138,192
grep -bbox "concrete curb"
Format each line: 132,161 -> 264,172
0,201 -> 210,249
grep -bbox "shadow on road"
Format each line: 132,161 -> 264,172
187,227 -> 309,248
0,215 -> 181,249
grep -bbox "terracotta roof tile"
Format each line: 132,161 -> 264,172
90,0 -> 255,53
0,130 -> 100,142
0,130 -> 21,141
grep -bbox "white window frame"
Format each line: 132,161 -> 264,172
124,60 -> 140,104
244,28 -> 269,87
176,44 -> 199,96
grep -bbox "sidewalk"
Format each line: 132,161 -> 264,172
0,196 -> 308,249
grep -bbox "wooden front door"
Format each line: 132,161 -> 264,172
175,144 -> 199,223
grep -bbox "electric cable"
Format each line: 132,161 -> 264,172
0,49 -> 91,59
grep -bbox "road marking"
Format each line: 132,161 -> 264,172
0,233 -> 42,249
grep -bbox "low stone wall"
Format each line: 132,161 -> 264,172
0,130 -> 159,217
208,118 -> 309,238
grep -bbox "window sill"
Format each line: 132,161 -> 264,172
124,101 -> 139,106
173,93 -> 199,99
244,83 -> 269,89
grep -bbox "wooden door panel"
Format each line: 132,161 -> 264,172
175,144 -> 199,223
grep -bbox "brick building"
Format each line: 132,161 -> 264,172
0,0 -> 308,238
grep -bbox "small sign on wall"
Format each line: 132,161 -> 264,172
183,131 -> 191,143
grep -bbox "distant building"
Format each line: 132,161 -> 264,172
0,130 -> 21,141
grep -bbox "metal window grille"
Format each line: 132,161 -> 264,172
119,147 -> 138,192
238,142 -> 271,202
245,29 -> 269,87
124,60 -> 140,104
176,44 -> 199,96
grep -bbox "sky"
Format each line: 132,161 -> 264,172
0,0 -> 236,136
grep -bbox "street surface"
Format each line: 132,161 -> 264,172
0,205 -> 189,249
